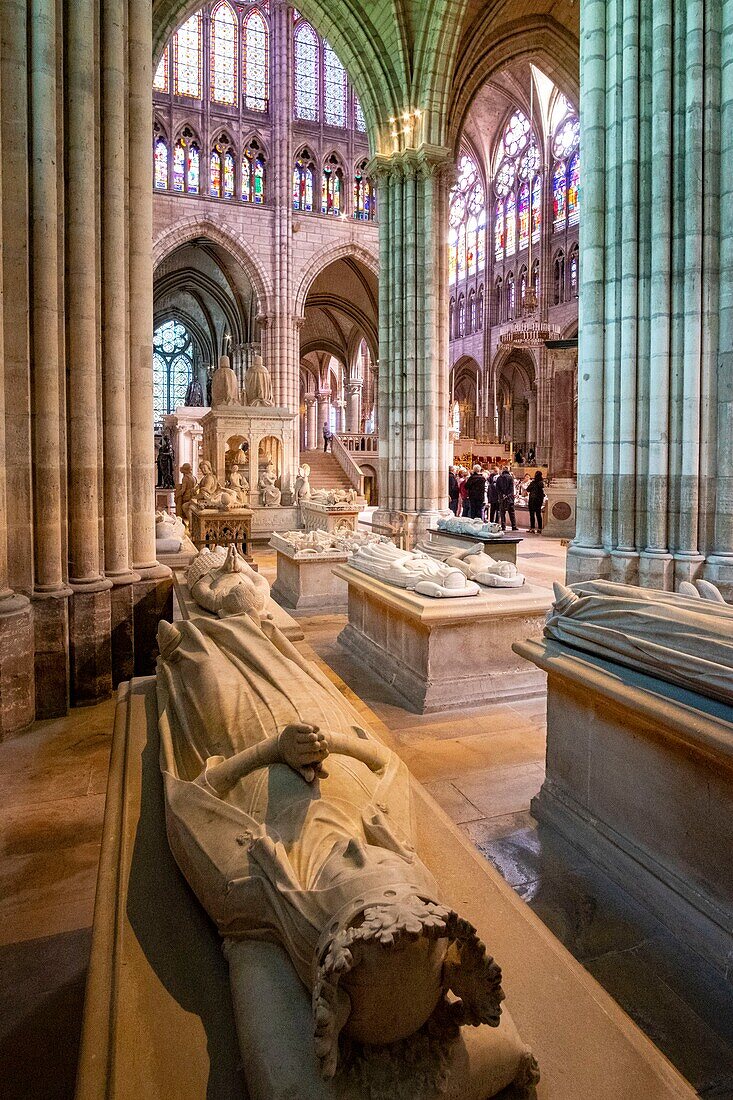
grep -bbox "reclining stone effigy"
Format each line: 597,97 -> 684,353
347,542 -> 480,598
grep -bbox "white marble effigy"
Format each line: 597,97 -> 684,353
347,542 -> 480,598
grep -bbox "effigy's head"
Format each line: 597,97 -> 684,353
312,884 -> 504,1078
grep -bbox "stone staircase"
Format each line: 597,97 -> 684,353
301,449 -> 353,492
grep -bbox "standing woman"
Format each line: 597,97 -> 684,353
528,470 -> 546,534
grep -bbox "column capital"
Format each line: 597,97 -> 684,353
256,312 -> 273,329
366,144 -> 453,184
304,393 -> 317,407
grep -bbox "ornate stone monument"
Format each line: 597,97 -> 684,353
211,354 -> 240,407
243,352 -> 275,406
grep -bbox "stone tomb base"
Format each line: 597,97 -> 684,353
269,536 -> 349,612
515,637 -> 733,978
250,504 -> 300,541
426,529 -> 521,565
301,501 -> 360,533
75,676 -> 696,1100
333,564 -> 551,713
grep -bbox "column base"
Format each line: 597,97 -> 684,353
0,593 -> 35,737
132,563 -> 173,677
32,588 -> 72,719
69,581 -> 114,707
109,573 -> 141,688
565,544 -> 612,586
543,479 -> 577,539
610,548 -> 640,586
672,553 -> 705,592
703,554 -> 733,602
637,549 -> 675,590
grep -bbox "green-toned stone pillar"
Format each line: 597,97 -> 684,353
370,145 -> 451,540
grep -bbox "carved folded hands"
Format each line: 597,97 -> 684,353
278,724 -> 330,783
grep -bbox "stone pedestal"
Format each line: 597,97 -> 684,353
515,637 -> 733,979
32,592 -> 72,719
189,503 -> 253,558
333,564 -> 551,713
69,585 -> 113,706
202,405 -> 297,503
301,501 -> 360,534
269,536 -> 349,612
0,595 -> 35,736
426,529 -> 520,565
132,569 -> 174,678
110,581 -> 136,688
542,480 -> 577,539
249,505 -> 301,541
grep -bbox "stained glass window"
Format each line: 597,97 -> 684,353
244,10 -> 269,111
210,1 -> 237,105
553,161 -> 566,230
294,21 -> 318,121
188,143 -> 200,192
467,289 -> 476,333
448,226 -> 458,285
353,161 -> 374,220
554,251 -> 565,304
173,13 -> 202,98
173,140 -> 186,191
242,140 -> 265,202
466,216 -> 477,277
322,155 -> 343,214
477,207 -> 486,271
553,116 -> 580,159
568,152 -> 580,224
457,294 -> 465,337
495,160 -> 514,197
494,200 -> 505,261
506,273 -> 515,318
210,150 -> 222,197
456,223 -> 467,281
569,244 -> 579,296
223,150 -> 235,198
293,149 -> 316,211
153,320 -> 194,429
504,111 -> 530,157
448,149 -> 484,284
518,182 -> 530,251
354,95 -> 366,132
449,298 -> 455,339
531,175 -> 541,241
154,46 -> 169,92
154,136 -> 168,189
506,191 -> 516,256
324,42 -> 347,127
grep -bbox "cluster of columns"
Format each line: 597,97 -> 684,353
569,0 -> 733,595
369,145 -> 452,530
0,0 -> 169,733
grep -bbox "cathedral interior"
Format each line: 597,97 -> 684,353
1,0 -> 732,1098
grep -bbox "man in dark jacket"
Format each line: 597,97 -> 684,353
496,466 -> 518,531
465,464 -> 486,520
486,466 -> 500,523
448,466 -> 459,514
323,422 -> 333,452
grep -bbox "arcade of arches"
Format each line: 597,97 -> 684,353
1,0 -> 733,1096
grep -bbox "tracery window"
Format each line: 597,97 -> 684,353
493,108 -> 540,264
553,250 -> 566,304
569,243 -> 579,297
210,1 -> 238,105
154,127 -> 168,189
449,297 -> 455,340
551,95 -> 580,231
322,153 -> 344,215
531,259 -> 540,299
324,42 -> 347,127
154,45 -> 169,92
467,288 -> 476,334
294,20 -> 319,121
210,136 -> 235,198
354,95 -> 366,132
457,294 -> 465,337
173,12 -> 202,98
519,265 -> 527,311
477,285 -> 484,329
293,148 -> 316,211
243,9 -> 269,111
448,151 -> 485,285
506,272 -> 515,318
495,278 -> 502,323
153,320 -> 193,428
172,127 -> 200,193
353,160 -> 375,220
242,139 -> 265,202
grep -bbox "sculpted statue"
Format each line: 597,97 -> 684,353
156,610 -> 538,1092
175,462 -> 196,521
155,510 -> 185,545
195,460 -> 239,510
349,543 -> 480,599
243,353 -> 275,407
547,580 -> 733,706
437,516 -> 503,539
187,544 -> 269,616
310,487 -> 358,508
678,579 -> 728,604
258,459 -> 282,507
277,528 -> 387,556
421,545 -> 526,589
156,434 -> 175,488
294,462 -> 312,504
227,461 -> 250,504
211,354 -> 240,407
184,376 -> 205,407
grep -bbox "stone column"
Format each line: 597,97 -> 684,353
369,145 -> 451,540
544,349 -> 578,538
346,381 -> 363,433
65,0 -> 114,705
129,0 -> 171,673
101,0 -> 139,687
317,389 -> 331,439
28,0 -> 73,717
305,394 -> 318,449
0,11 -> 34,734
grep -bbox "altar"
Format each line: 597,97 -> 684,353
333,563 -> 552,712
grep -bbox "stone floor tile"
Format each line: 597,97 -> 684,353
459,810 -> 535,844
452,760 -> 545,819
421,779 -> 485,825
0,793 -> 106,858
0,841 -> 100,947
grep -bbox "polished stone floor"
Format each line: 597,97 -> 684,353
2,535 -> 733,1098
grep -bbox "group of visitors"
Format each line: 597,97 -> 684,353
448,464 -> 546,533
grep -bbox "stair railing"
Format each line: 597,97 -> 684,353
330,434 -> 365,496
